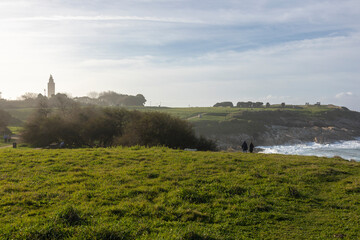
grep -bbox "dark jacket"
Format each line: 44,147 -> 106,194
242,141 -> 248,151
249,142 -> 254,153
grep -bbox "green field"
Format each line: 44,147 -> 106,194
5,105 -> 339,124
1,147 -> 359,239
127,105 -> 339,122
0,142 -> 11,148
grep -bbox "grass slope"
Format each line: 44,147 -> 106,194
1,147 -> 360,239
6,105 -> 339,124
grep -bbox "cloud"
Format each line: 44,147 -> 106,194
0,0 -> 359,110
264,95 -> 291,102
80,56 -> 155,68
336,92 -> 353,99
2,0 -> 359,27
328,92 -> 359,111
1,15 -> 204,24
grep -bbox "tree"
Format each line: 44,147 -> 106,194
87,91 -> 99,99
253,102 -> 264,108
36,95 -> 51,117
20,92 -> 38,100
98,91 -> 124,106
98,91 -> 146,106
213,102 -> 233,107
116,111 -> 216,150
135,94 -> 146,106
21,108 -> 216,150
0,109 -> 12,133
50,93 -> 77,115
236,102 -> 252,108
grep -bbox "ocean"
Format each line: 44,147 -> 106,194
259,138 -> 360,161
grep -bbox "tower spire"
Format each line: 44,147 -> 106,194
48,74 -> 55,97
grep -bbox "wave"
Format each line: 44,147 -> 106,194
259,138 -> 360,161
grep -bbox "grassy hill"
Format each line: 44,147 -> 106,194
4,104 -> 360,149
5,105 -> 341,124
1,147 -> 360,239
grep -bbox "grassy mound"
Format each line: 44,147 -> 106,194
0,147 -> 359,239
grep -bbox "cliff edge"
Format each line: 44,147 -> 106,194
192,106 -> 360,150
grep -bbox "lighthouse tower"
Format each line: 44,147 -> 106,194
48,75 -> 55,98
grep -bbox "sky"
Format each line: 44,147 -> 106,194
0,0 -> 359,110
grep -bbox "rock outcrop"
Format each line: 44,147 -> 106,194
193,108 -> 360,150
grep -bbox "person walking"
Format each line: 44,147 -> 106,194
249,142 -> 254,153
241,141 -> 248,153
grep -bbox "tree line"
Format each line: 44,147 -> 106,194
74,91 -> 146,107
0,91 -> 146,109
213,101 -> 267,108
0,109 -> 12,134
0,109 -> 22,134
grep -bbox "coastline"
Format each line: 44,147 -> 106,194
257,138 -> 360,161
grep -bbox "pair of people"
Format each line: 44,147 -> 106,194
242,141 -> 254,153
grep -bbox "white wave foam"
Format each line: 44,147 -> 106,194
259,139 -> 360,161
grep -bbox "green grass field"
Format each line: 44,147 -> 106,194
0,142 -> 11,148
1,147 -> 359,239
6,105 -> 338,124
133,105 -> 338,122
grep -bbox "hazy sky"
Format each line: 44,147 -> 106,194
0,0 -> 359,110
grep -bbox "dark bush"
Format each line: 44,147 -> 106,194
213,101 -> 233,107
117,111 -> 198,149
0,109 -> 15,133
21,107 -> 217,150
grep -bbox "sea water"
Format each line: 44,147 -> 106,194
259,138 -> 360,161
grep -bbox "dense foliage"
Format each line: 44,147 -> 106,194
0,109 -> 11,133
0,147 -> 359,239
6,104 -> 360,150
236,101 -> 264,108
213,102 -> 234,107
0,91 -> 146,109
74,91 -> 146,107
212,101 -> 265,108
21,107 -> 216,150
0,108 -> 21,134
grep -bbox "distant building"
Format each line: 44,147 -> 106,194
48,75 -> 55,98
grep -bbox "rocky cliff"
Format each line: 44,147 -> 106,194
193,107 -> 360,150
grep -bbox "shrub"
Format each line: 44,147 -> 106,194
116,111 -> 201,149
213,102 -> 233,107
21,107 -> 217,150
